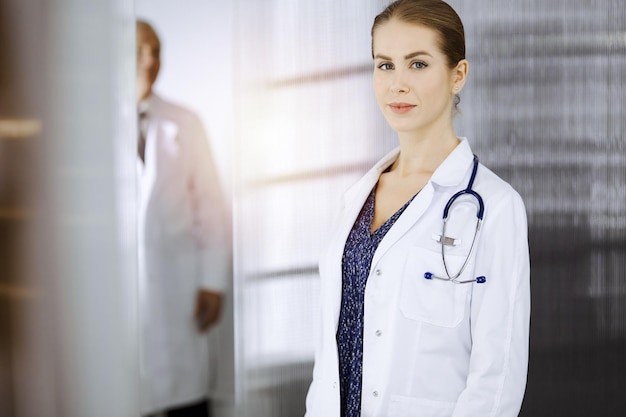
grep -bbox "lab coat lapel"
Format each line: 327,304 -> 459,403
137,96 -> 182,235
370,183 -> 434,270
137,95 -> 163,199
326,170 -> 379,327
137,108 -> 157,219
326,149 -> 399,327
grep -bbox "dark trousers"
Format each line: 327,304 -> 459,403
166,399 -> 210,417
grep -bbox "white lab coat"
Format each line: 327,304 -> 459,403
305,138 -> 530,417
137,94 -> 230,415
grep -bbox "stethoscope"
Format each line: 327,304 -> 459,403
424,154 -> 487,284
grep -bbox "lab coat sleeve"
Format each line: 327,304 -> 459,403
187,114 -> 231,293
451,189 -> 530,417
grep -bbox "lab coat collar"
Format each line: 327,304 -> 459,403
343,147 -> 399,209
429,137 -> 475,188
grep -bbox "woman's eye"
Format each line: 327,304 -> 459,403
377,63 -> 394,71
411,61 -> 427,69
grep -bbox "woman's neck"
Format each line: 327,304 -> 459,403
392,127 -> 460,177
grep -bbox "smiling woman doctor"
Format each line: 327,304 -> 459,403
304,1 -> 531,417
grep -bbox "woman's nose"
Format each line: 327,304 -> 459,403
390,71 -> 410,94
391,84 -> 410,94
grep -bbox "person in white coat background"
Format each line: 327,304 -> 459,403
305,1 -> 531,416
136,20 -> 230,417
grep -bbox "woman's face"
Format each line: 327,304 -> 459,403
372,19 -> 463,136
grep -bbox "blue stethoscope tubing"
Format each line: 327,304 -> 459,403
425,154 -> 486,284
443,154 -> 484,222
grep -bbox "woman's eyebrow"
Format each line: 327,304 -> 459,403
373,51 -> 433,60
404,51 -> 433,59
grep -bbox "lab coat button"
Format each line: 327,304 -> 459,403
373,390 -> 379,397
332,381 -> 337,389
375,330 -> 382,337
375,269 -> 381,276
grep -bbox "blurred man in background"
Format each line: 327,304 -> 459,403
136,20 -> 230,417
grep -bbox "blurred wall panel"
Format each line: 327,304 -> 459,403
1,0 -> 138,416
43,1 -> 139,415
0,1 -> 46,415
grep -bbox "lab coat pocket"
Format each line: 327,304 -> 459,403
400,246 -> 471,328
389,395 -> 456,417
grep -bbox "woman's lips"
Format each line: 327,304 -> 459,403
388,102 -> 416,114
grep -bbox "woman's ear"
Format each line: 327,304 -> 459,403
451,59 -> 469,94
